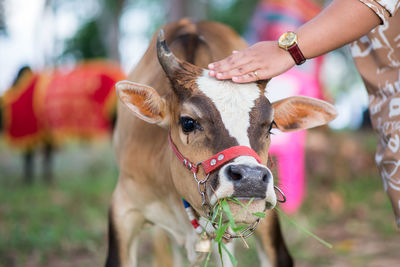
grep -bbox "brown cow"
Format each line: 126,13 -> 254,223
106,19 -> 337,267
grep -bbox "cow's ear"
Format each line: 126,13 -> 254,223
272,96 -> 337,132
116,80 -> 168,126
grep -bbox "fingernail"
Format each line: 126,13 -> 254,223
209,70 -> 215,76
208,63 -> 214,69
216,73 -> 223,79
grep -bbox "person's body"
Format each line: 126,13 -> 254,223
208,0 -> 400,226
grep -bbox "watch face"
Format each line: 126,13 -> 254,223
278,32 -> 297,49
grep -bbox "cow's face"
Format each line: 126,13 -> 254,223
116,31 -> 337,225
170,74 -> 276,221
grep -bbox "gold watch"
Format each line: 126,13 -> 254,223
278,32 -> 306,65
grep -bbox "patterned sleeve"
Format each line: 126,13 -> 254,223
358,0 -> 400,23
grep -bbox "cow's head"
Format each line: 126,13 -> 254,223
116,30 -> 337,228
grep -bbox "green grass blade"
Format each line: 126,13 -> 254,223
211,206 -> 220,224
221,199 -> 237,229
221,242 -> 238,266
215,224 -> 229,243
231,197 -> 254,209
252,212 -> 266,218
276,208 -> 333,249
218,241 -> 224,266
203,249 -> 213,267
230,197 -> 254,220
232,224 -> 248,232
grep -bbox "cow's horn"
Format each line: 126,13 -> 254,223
157,29 -> 182,77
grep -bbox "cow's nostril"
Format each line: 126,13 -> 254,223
262,173 -> 268,183
227,165 -> 243,181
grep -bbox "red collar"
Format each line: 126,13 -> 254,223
168,132 -> 262,175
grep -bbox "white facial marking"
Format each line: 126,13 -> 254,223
196,72 -> 277,207
209,171 -> 235,205
197,70 -> 260,146
232,155 -> 261,166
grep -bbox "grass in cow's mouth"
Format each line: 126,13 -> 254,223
203,198 -> 332,267
203,197 -> 265,267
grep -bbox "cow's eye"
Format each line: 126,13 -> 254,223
179,117 -> 199,133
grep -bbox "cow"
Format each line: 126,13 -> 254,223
107,19 -> 337,267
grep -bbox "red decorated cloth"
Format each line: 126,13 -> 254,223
38,61 -> 125,142
2,61 -> 126,149
3,72 -> 42,149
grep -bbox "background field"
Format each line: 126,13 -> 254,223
1,129 -> 399,267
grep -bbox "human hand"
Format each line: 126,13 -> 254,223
208,41 -> 296,83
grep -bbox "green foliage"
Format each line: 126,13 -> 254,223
208,0 -> 260,35
62,19 -> 107,61
58,0 -> 260,63
0,0 -> 7,36
58,0 -> 125,62
104,0 -> 124,14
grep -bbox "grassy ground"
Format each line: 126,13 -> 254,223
0,130 -> 399,266
0,141 -> 117,267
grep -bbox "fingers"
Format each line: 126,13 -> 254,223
209,69 -> 266,83
207,41 -> 295,83
232,70 -> 267,83
210,61 -> 261,80
232,73 -> 258,83
208,49 -> 253,74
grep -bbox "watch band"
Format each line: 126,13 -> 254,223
287,43 -> 306,65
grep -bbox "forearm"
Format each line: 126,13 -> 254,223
208,0 -> 384,82
297,0 -> 381,59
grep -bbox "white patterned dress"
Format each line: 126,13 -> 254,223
351,0 -> 400,226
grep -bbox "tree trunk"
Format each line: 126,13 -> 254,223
0,0 -> 6,34
97,0 -> 125,62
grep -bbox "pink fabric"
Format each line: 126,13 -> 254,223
270,131 -> 306,213
268,67 -> 323,213
247,0 -> 324,213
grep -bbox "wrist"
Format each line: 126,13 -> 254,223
271,42 -> 296,77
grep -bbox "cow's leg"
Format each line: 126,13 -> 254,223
23,149 -> 34,184
106,206 -> 145,267
171,237 -> 183,267
105,184 -> 146,267
152,226 -> 174,267
43,142 -> 53,184
255,211 -> 293,267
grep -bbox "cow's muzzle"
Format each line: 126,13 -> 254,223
226,164 -> 271,199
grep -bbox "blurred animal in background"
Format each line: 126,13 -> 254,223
107,19 -> 336,267
1,62 -> 125,184
246,0 -> 326,214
